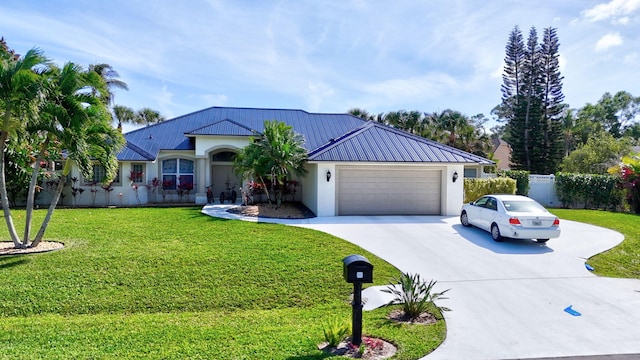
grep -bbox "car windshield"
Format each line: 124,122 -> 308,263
502,200 -> 547,212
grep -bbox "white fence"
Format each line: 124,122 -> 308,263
528,175 -> 560,207
478,173 -> 560,207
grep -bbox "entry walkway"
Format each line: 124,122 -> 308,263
201,204 -> 640,360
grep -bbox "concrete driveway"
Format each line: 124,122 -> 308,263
202,205 -> 640,360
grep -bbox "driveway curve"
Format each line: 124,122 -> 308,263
202,205 -> 640,360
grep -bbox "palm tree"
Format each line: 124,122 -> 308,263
0,46 -> 49,247
233,120 -> 308,208
429,109 -> 469,147
113,104 -> 136,131
29,62 -> 124,246
89,63 -> 128,106
135,107 -> 165,126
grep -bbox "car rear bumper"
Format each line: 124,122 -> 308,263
502,226 -> 561,240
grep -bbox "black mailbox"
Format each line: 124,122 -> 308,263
343,254 -> 373,283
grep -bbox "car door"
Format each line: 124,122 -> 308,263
467,196 -> 489,228
478,197 -> 499,230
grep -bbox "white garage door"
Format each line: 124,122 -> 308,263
337,167 -> 442,215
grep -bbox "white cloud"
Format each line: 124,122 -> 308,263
363,73 -> 458,103
582,0 -> 640,23
595,32 -> 624,51
201,94 -> 229,106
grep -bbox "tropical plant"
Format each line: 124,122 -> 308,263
0,42 -> 50,248
608,154 -> 640,213
88,63 -> 128,106
27,62 -> 125,246
321,317 -> 350,347
1,42 -> 125,249
135,107 -> 165,126
382,272 -> 450,320
112,104 -> 136,131
233,120 -> 308,208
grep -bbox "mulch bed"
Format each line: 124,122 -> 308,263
227,202 -> 316,219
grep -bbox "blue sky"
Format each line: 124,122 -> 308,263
1,0 -> 639,132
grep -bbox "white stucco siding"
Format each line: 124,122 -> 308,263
194,136 -> 250,157
309,162 -> 464,217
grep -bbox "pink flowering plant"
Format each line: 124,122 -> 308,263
128,170 -> 143,204
609,154 -> 640,213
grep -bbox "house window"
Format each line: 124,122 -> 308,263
211,151 -> 236,162
464,168 -> 478,178
162,158 -> 194,190
130,163 -> 145,184
86,164 -> 121,185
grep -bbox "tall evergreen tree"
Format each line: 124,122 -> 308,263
501,26 -> 565,174
539,27 -> 565,174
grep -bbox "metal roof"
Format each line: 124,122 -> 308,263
119,106 -> 493,165
308,122 -> 494,164
186,119 -> 257,136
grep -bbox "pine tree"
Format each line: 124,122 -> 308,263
539,27 -> 565,174
501,26 -> 565,174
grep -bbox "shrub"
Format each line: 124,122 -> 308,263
382,272 -> 450,320
608,154 -> 640,214
555,172 -> 621,210
322,317 -> 350,347
497,170 -> 530,195
464,177 -> 516,203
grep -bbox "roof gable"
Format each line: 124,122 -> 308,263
309,122 -> 493,164
186,118 -> 257,136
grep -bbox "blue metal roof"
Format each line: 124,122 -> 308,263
186,119 -> 257,136
120,106 -> 492,165
308,122 -> 493,164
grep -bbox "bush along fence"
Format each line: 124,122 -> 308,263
464,177 -> 516,203
554,172 -> 622,210
497,170 -> 530,196
469,169 -> 638,214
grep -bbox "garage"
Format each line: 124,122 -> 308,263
337,166 -> 442,215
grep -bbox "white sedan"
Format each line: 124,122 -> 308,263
460,194 -> 561,243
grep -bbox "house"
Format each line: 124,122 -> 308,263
490,137 -> 512,170
60,106 -> 493,216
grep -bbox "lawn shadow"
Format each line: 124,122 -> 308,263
0,257 -> 30,269
452,224 -> 554,254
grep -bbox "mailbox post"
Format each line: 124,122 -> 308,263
342,254 -> 373,346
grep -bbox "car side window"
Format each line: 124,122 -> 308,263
475,197 -> 489,208
487,198 -> 497,211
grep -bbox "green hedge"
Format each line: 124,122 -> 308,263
555,172 -> 622,209
464,177 -> 516,203
497,170 -> 530,195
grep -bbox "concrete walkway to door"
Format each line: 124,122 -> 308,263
201,205 -> 640,360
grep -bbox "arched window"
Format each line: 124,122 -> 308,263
211,151 -> 236,162
162,158 -> 194,190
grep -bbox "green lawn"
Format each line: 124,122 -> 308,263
0,208 -> 445,359
552,209 -> 640,279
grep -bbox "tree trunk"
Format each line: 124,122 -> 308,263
31,174 -> 65,247
258,175 -> 272,205
0,112 -> 23,248
23,137 -> 50,244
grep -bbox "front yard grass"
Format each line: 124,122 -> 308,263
0,207 -> 445,359
552,209 -> 640,279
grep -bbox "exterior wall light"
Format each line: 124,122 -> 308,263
326,170 -> 332,182
452,171 -> 459,183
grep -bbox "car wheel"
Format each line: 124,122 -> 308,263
537,239 -> 549,244
460,211 -> 471,227
491,223 -> 503,242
